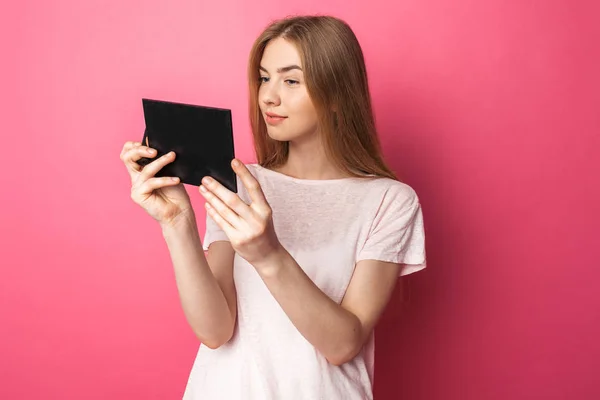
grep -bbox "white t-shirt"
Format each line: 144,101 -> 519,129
182,163 -> 426,400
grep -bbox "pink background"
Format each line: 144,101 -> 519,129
2,1 -> 599,399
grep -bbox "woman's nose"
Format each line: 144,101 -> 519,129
261,83 -> 281,106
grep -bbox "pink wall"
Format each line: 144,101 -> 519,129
2,1 -> 598,399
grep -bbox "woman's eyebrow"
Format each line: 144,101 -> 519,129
259,65 -> 303,73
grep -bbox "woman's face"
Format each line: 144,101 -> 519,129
258,37 -> 319,143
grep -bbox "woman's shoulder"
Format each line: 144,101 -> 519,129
363,178 -> 420,213
246,163 -> 261,174
374,177 -> 419,199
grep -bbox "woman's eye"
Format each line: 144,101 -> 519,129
259,77 -> 298,85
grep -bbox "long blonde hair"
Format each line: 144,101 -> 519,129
247,15 -> 399,181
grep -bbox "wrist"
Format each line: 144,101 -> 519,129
253,244 -> 288,279
160,210 -> 197,237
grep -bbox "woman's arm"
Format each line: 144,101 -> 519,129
253,248 -> 401,366
161,211 -> 237,349
197,161 -> 403,363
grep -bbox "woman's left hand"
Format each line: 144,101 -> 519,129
199,159 -> 283,268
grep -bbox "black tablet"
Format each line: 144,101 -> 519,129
136,98 -> 237,192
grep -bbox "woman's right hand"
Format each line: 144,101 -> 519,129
120,141 -> 193,227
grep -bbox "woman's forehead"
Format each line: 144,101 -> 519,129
260,38 -> 302,71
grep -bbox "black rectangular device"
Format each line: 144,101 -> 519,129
136,98 -> 237,192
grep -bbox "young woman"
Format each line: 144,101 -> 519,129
120,15 -> 426,400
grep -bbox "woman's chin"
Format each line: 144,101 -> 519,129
266,129 -> 318,144
266,130 -> 291,142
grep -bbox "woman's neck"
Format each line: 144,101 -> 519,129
273,142 -> 349,180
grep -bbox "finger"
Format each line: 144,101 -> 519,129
123,146 -> 158,181
136,176 -> 180,197
120,141 -> 140,160
231,159 -> 269,210
199,184 -> 244,229
121,141 -> 154,162
200,175 -> 253,220
205,202 -> 235,238
139,151 -> 175,180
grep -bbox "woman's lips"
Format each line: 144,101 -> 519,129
265,114 -> 287,125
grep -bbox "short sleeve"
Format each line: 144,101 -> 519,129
202,211 -> 230,251
356,186 -> 426,276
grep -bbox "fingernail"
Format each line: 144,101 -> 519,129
200,185 -> 207,193
203,177 -> 213,184
232,159 -> 240,167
